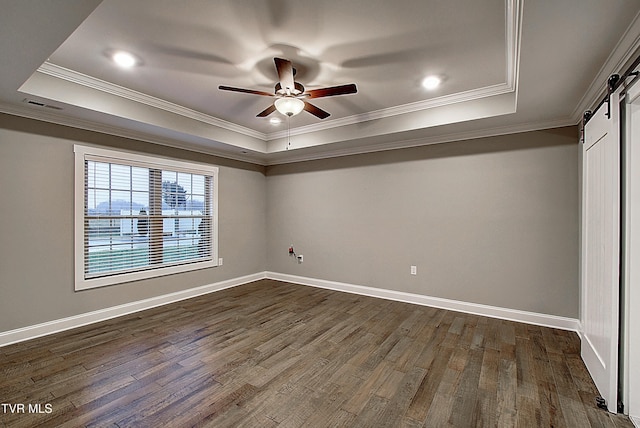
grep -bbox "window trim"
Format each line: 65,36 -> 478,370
74,144 -> 219,291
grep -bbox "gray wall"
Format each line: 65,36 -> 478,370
266,127 -> 579,318
0,114 -> 267,331
0,114 -> 579,333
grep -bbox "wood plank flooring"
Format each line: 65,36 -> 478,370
0,279 -> 633,427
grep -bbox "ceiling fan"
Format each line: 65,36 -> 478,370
219,57 -> 357,120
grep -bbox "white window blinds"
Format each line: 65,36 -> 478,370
74,145 -> 218,290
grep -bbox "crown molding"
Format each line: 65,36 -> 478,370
267,83 -> 514,141
268,0 -> 523,141
1,0 -> 535,166
571,9 -> 640,122
263,117 -> 575,165
1,98 -> 574,167
0,101 -> 264,165
507,0 -> 523,103
33,0 -> 522,145
37,62 -> 267,141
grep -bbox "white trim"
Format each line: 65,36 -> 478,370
0,100 -> 573,168
630,415 -> 640,427
37,62 -> 266,141
264,118 -> 575,165
73,144 -> 219,290
624,80 -> 640,422
76,144 -> 220,174
265,272 -> 580,332
267,0 -> 523,142
266,84 -> 514,141
0,101 -> 265,166
0,271 -> 581,348
505,0 -> 523,93
35,65 -> 513,145
32,0 -> 522,146
0,272 -> 266,348
572,10 -> 640,122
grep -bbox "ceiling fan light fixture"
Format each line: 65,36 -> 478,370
275,97 -> 305,117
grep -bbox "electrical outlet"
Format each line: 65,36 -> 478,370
218,258 -> 223,266
410,265 -> 417,275
297,254 -> 303,263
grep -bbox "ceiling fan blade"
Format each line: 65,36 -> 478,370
274,58 -> 295,93
218,85 -> 273,97
306,84 -> 358,99
303,101 -> 330,119
256,104 -> 277,117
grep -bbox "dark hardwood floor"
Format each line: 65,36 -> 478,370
0,279 -> 633,427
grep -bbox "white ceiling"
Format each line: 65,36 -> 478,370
1,0 -> 640,165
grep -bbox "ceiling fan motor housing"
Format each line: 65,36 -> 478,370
275,82 -> 305,96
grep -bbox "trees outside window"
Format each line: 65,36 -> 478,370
74,145 -> 218,290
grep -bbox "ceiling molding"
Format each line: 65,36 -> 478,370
266,83 -> 514,140
37,62 -> 267,141
571,10 -> 640,122
268,0 -> 523,141
33,0 -> 523,146
10,0 -> 634,167
0,98 -> 575,168
505,0 -> 523,91
264,117 -> 576,166
0,101 -> 263,165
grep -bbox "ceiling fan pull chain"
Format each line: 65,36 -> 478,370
286,115 -> 291,150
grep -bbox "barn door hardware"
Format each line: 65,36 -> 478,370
606,74 -> 620,118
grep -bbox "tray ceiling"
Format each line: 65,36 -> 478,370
1,0 -> 640,164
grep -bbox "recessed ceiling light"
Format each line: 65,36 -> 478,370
112,51 -> 137,68
422,75 -> 441,90
269,117 -> 282,125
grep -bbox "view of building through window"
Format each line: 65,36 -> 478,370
84,160 -> 212,278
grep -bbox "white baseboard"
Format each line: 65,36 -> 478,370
631,415 -> 640,428
266,272 -> 581,332
0,271 -> 581,348
0,272 -> 266,348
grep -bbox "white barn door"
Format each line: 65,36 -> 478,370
582,93 -> 621,413
623,79 -> 640,422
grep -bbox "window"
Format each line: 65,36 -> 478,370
74,145 -> 218,290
